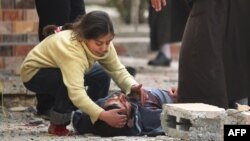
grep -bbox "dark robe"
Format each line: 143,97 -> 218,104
178,0 -> 250,108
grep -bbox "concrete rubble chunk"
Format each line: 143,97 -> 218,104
161,103 -> 226,141
225,109 -> 250,125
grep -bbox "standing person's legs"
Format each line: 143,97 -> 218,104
70,0 -> 86,22
35,0 -> 71,41
223,0 -> 250,108
178,0 -> 229,108
148,0 -> 159,51
148,0 -> 170,66
84,64 -> 111,101
148,0 -> 189,67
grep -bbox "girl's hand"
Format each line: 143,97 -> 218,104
131,84 -> 148,106
99,109 -> 127,128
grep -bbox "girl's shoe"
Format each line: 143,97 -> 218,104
48,124 -> 70,136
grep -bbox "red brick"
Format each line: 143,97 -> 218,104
0,21 -> 13,33
12,21 -> 38,33
24,9 -> 38,21
2,9 -> 23,21
13,45 -> 33,56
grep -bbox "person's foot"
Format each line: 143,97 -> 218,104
48,124 -> 71,136
148,52 -> 172,66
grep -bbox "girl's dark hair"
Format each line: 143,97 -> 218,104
72,10 -> 115,40
42,11 -> 114,41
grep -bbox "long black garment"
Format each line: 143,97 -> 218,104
35,0 -> 86,41
178,0 -> 250,108
148,0 -> 190,51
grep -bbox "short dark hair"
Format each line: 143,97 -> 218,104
93,104 -> 133,137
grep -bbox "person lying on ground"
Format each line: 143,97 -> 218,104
72,87 -> 177,137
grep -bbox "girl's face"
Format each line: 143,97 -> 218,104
85,32 -> 114,57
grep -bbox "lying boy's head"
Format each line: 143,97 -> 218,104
93,102 -> 134,137
104,92 -> 133,120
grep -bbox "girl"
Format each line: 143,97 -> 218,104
20,10 -> 148,136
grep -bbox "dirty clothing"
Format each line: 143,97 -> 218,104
72,87 -> 173,136
178,0 -> 250,108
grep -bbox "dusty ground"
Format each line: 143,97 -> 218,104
0,108 -> 177,141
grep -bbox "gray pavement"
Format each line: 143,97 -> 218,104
112,56 -> 178,91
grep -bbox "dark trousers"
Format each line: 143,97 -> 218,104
24,64 -> 110,124
148,0 -> 189,51
35,0 -> 86,41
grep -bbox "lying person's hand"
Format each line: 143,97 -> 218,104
168,87 -> 178,102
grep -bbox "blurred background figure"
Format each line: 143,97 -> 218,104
148,0 -> 190,66
35,0 -> 86,41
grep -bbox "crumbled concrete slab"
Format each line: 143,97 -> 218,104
161,103 -> 226,141
225,109 -> 250,125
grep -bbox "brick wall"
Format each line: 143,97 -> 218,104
0,0 -> 38,74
